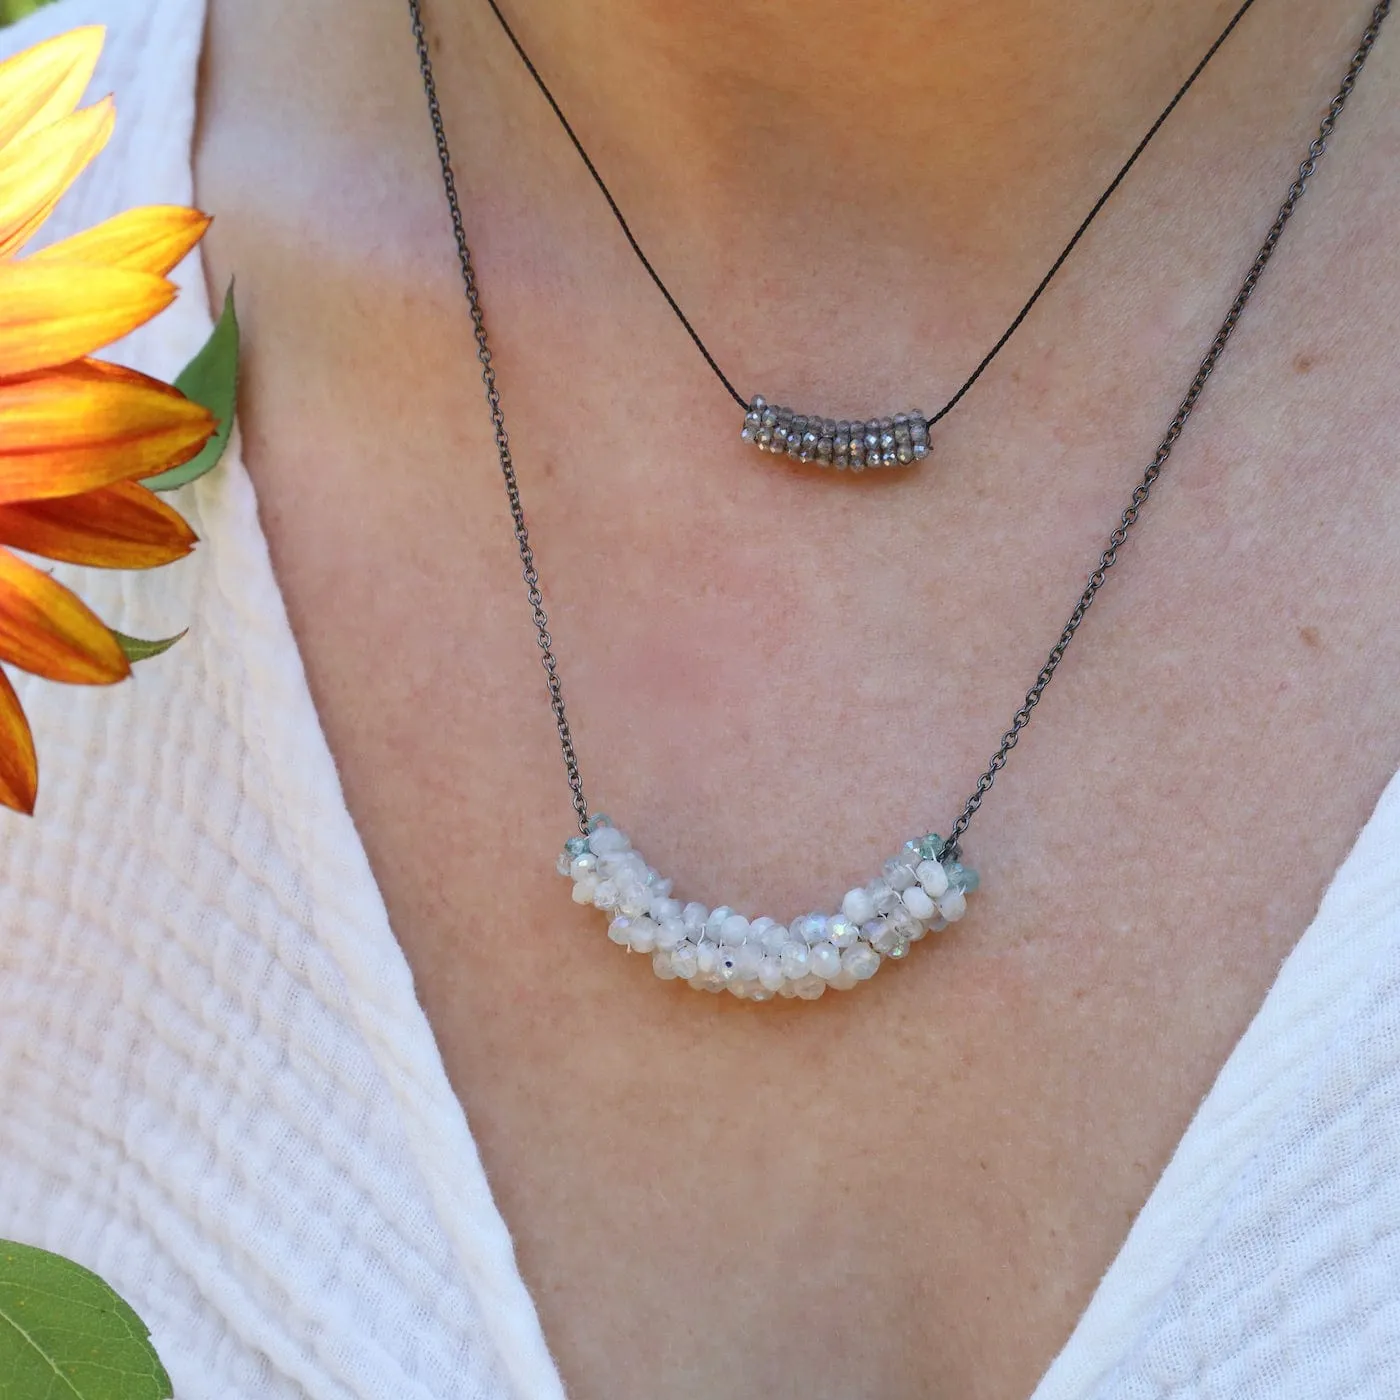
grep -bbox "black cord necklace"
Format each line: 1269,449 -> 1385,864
480,0 -> 1263,470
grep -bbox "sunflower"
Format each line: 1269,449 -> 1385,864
0,25 -> 217,814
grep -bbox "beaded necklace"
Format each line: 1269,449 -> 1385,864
406,0 -> 1390,1003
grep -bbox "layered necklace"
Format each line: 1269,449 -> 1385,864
406,0 -> 1390,1003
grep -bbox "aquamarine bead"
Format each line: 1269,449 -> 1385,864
565,836 -> 589,857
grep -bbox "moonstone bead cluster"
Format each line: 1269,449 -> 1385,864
740,395 -> 930,469
557,816 -> 978,1002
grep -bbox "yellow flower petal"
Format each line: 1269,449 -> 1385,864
0,544 -> 129,684
0,260 -> 176,377
30,204 -> 212,276
0,358 -> 215,504
0,95 -> 114,259
0,664 -> 37,814
0,479 -> 196,568
0,26 -> 103,150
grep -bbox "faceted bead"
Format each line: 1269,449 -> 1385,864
947,862 -> 980,893
758,957 -> 787,992
555,851 -> 573,877
896,442 -> 915,463
706,906 -> 734,938
883,858 -> 917,892
657,917 -> 688,951
572,876 -> 599,904
607,916 -> 633,945
902,885 -> 936,920
671,945 -> 700,979
826,915 -> 859,949
647,875 -> 675,898
870,921 -> 906,956
749,915 -> 776,942
938,888 -> 968,922
652,951 -> 678,980
570,853 -> 599,880
913,441 -> 930,459
809,942 -> 842,980
734,943 -> 765,979
650,896 -> 683,923
868,880 -> 899,916
565,836 -> 590,857
829,968 -> 860,991
916,860 -> 950,897
917,834 -> 947,861
628,917 -> 659,953
842,944 -> 882,980
793,976 -> 826,1000
777,980 -> 800,998
842,887 -> 876,925
588,827 -> 630,855
682,902 -> 709,934
885,937 -> 911,960
780,942 -> 811,980
800,914 -> 830,946
592,879 -> 621,911
618,884 -> 652,918
758,920 -> 788,954
695,942 -> 721,976
861,918 -> 888,948
720,913 -> 751,945
718,949 -> 742,982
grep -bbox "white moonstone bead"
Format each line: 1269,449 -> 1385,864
793,975 -> 826,1000
809,942 -> 842,980
916,860 -> 950,897
588,827 -> 630,855
829,968 -> 860,991
758,956 -> 786,992
650,896 -> 683,923
734,943 -> 765,979
842,887 -> 876,925
938,888 -> 967,922
628,917 -> 658,953
883,858 -> 917,892
826,915 -> 859,949
682,902 -> 708,934
868,880 -> 899,916
607,916 -> 633,945
802,914 -> 831,946
777,980 -> 800,998
652,951 -> 678,979
842,944 -> 881,980
572,876 -> 599,904
656,917 -> 688,951
901,885 -> 936,920
695,942 -> 721,975
570,853 -> 599,880
720,913 -> 751,946
869,921 -> 905,956
671,945 -> 699,979
749,916 -> 777,944
705,906 -> 734,939
592,879 -> 621,911
648,876 -> 674,898
780,942 -> 811,980
556,851 -> 572,877
761,920 -> 790,954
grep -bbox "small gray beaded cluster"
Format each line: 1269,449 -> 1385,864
558,816 -> 978,1002
740,395 -> 930,469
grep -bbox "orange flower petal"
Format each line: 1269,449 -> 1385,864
0,358 -> 215,504
0,479 -> 196,568
0,96 -> 114,259
0,26 -> 103,150
0,260 -> 176,377
30,204 -> 212,276
0,545 -> 128,684
0,664 -> 37,814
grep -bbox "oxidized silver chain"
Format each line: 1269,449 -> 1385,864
406,0 -> 1390,867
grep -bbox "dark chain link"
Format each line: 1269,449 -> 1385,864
406,0 -> 1390,857
943,0 -> 1391,859
408,0 -> 590,833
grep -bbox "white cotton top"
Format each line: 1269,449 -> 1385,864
1,1 -> 1398,1396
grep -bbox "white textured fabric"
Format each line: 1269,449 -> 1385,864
0,2 -> 1397,1397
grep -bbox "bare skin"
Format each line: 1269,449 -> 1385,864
194,1 -> 1400,1395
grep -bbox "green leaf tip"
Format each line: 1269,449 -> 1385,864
144,280 -> 239,493
0,1239 -> 173,1400
112,629 -> 187,663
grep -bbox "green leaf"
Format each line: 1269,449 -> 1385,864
143,282 -> 239,493
0,1240 -> 172,1400
111,629 -> 186,664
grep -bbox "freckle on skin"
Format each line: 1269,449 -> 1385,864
1293,352 -> 1315,374
1300,625 -> 1321,649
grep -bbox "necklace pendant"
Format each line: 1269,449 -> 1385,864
558,816 -> 978,1002
740,395 -> 930,470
